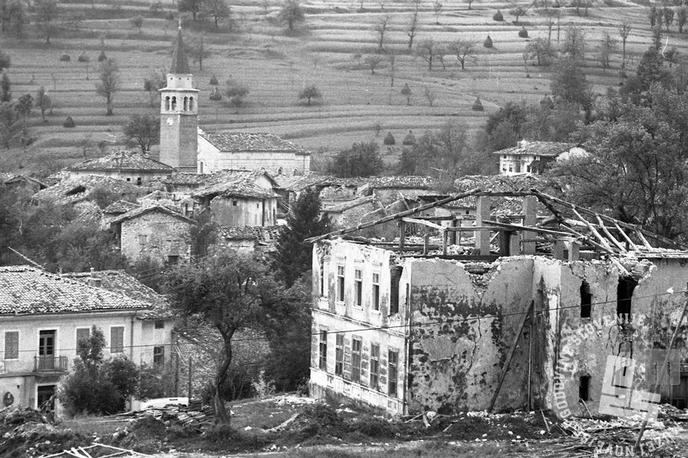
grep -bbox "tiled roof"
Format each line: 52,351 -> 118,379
192,172 -> 279,200
161,172 -> 210,187
360,176 -> 437,191
110,204 -> 196,225
2,174 -> 47,189
218,225 -> 282,243
323,196 -> 378,213
492,141 -> 577,157
200,131 -> 310,155
0,266 -> 150,316
67,150 -> 174,172
273,174 -> 366,191
33,175 -> 146,205
64,270 -> 173,320
103,200 -> 140,215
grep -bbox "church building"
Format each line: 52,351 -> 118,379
158,28 -> 311,176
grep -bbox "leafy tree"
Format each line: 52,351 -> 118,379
95,59 -> 120,115
329,141 -> 383,178
619,22 -> 631,69
0,51 -> 9,72
374,15 -> 389,51
224,79 -> 249,108
35,0 -> 59,44
550,57 -> 592,119
510,7 -> 526,24
179,0 -> 203,21
664,7 -> 674,32
123,113 -> 160,154
272,187 -> 330,286
0,102 -> 19,149
599,32 -> 617,71
35,86 -> 51,122
364,54 -> 383,74
164,253 -> 281,423
449,39 -> 475,70
398,122 -> 474,175
525,38 -> 554,66
416,39 -> 437,70
678,7 -> 687,33
298,84 -> 322,105
1,72 -> 10,102
562,25 -> 585,61
14,93 -> 31,126
483,101 -> 526,151
130,15 -> 143,33
621,47 -> 672,103
202,0 -> 231,29
143,69 -> 165,108
277,0 -> 305,33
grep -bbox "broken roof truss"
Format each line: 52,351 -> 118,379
306,189 -> 687,260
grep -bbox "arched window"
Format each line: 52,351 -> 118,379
189,97 -> 194,111
183,96 -> 188,111
165,96 -> 170,111
171,96 -> 177,110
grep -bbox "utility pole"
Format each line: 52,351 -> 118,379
187,356 -> 193,399
635,283 -> 688,453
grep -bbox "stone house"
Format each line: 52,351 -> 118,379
192,171 -> 279,227
1,174 -> 46,194
309,191 -> 688,417
214,226 -> 282,253
110,205 -> 196,265
357,176 -> 438,205
197,130 -> 311,176
66,150 -> 174,186
494,140 -> 586,176
0,266 -> 172,416
33,175 -> 146,208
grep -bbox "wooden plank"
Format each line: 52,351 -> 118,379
398,220 -> 406,254
402,217 -> 445,231
635,230 -> 654,250
570,207 -> 614,251
483,220 -> 573,237
595,215 -> 626,252
613,221 -> 638,250
488,300 -> 534,412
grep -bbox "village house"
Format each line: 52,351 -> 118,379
308,190 -> 688,417
214,226 -> 282,253
33,175 -> 147,208
322,196 -> 381,229
0,266 -> 172,416
66,150 -> 174,186
494,140 -> 586,176
1,174 -> 46,194
192,171 -> 279,227
197,130 -> 311,176
110,205 -> 196,266
357,176 -> 438,205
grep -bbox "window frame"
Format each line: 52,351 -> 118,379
336,265 -> 345,302
335,334 -> 344,376
372,272 -> 380,311
109,326 -> 125,354
4,330 -> 19,360
318,330 -> 328,371
370,343 -> 380,390
75,327 -> 90,348
153,345 -> 165,366
354,269 -> 363,307
388,349 -> 399,397
351,337 -> 362,383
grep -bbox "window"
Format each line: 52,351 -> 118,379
76,328 -> 90,347
617,277 -> 637,318
335,334 -> 344,376
168,255 -> 180,265
354,269 -> 363,307
319,260 -> 326,297
351,337 -> 362,383
336,266 -> 345,302
370,344 -> 380,389
153,346 -> 165,366
579,375 -> 591,401
110,326 -> 124,353
171,96 -> 177,110
580,281 -> 592,318
372,273 -> 380,311
390,266 -> 403,314
154,320 -> 165,329
388,349 -> 399,397
138,234 -> 147,245
4,331 -> 18,360
136,177 -> 142,186
319,330 -> 327,371
232,200 -> 238,206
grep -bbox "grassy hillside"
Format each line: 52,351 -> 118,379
0,0 -> 684,173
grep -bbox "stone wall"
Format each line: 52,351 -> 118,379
209,196 -> 277,227
120,212 -> 193,265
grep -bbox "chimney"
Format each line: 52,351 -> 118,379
88,267 -> 102,287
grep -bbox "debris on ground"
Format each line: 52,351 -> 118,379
0,408 -> 88,457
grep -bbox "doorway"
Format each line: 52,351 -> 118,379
37,385 -> 56,414
38,330 -> 56,370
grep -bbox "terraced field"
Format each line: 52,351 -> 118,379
1,0 -> 685,172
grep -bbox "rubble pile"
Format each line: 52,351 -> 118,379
0,408 -> 87,457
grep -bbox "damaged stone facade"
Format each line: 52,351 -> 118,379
310,239 -> 688,417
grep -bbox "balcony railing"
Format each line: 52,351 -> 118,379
34,356 -> 68,372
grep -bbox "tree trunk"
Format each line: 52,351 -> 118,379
106,95 -> 113,115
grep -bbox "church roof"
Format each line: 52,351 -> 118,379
67,150 -> 174,173
170,27 -> 190,74
200,131 -> 310,156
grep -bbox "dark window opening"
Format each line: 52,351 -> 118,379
617,277 -> 637,318
580,281 -> 592,318
319,330 -> 327,371
319,262 -> 325,297
136,177 -> 142,186
388,349 -> 398,397
579,375 -> 591,401
153,346 -> 165,366
390,265 -> 403,315
167,255 -> 179,265
65,185 -> 86,196
370,344 -> 380,389
335,334 -> 343,376
154,320 -> 164,329
372,273 -> 380,311
354,269 -> 362,306
232,200 -> 238,206
351,337 -> 362,383
337,266 -> 345,302
37,385 -> 56,414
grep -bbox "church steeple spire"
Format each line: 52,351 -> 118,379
170,23 -> 190,74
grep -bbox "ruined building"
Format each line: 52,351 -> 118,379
308,190 -> 688,417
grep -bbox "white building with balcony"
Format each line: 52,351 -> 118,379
494,140 -> 586,176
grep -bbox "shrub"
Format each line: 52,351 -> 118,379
60,54 -> 71,62
209,74 -> 219,85
383,131 -> 395,145
98,50 -> 107,62
472,96 -> 484,111
493,10 -> 504,21
77,53 -> 90,63
484,35 -> 494,48
402,130 -> 416,145
298,84 -> 323,106
63,116 -> 75,128
519,26 -> 528,38
209,86 -> 222,100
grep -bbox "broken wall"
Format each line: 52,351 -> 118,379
406,257 -> 536,413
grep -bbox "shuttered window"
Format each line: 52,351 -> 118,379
110,327 -> 124,353
4,332 -> 18,360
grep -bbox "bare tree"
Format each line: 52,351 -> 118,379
364,55 -> 384,74
407,0 -> 420,49
203,0 -> 231,29
448,39 -> 475,70
277,0 -> 305,33
35,0 -> 59,44
539,8 -> 558,46
95,59 -> 119,115
374,16 -> 390,51
389,53 -> 396,87
618,22 -> 631,70
416,39 -> 437,70
35,86 -> 51,122
510,7 -> 526,25
598,32 -> 617,71
524,38 -> 554,66
436,44 -> 448,70
423,86 -> 436,106
432,0 -> 443,24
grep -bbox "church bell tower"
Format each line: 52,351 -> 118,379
159,25 -> 198,171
